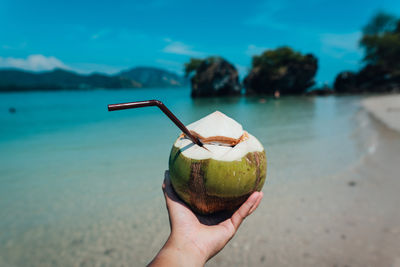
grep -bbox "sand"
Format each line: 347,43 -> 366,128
362,94 -> 400,132
207,94 -> 400,267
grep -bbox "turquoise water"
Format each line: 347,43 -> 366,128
0,89 -> 370,266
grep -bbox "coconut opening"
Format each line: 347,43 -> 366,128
181,131 -> 249,147
174,111 -> 264,161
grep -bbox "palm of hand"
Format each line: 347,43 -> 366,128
163,171 -> 263,261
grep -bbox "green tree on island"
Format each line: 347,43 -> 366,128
335,11 -> 400,93
184,58 -> 204,77
360,11 -> 400,71
244,46 -> 318,95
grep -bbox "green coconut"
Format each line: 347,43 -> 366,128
169,111 -> 267,214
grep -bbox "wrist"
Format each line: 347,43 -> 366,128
148,233 -> 207,267
163,234 -> 207,266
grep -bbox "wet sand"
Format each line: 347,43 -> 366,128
208,95 -> 400,266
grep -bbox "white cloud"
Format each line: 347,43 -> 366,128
162,40 -> 204,57
0,54 -> 130,75
320,31 -> 362,59
245,44 -> 269,56
0,54 -> 70,71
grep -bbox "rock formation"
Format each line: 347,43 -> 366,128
187,57 -> 241,97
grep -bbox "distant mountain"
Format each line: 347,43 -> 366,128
118,67 -> 188,88
0,68 -> 141,92
0,67 -> 188,92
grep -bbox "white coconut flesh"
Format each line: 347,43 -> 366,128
174,111 -> 264,161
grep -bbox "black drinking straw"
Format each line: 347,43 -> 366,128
108,100 -> 203,147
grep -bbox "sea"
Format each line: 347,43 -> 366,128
0,88 -> 376,266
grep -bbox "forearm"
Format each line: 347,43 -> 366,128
148,236 -> 206,267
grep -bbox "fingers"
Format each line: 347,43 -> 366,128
162,170 -> 170,195
162,171 -> 177,212
162,171 -> 169,202
162,170 -> 186,207
248,192 -> 263,215
231,191 -> 263,231
162,171 -> 175,207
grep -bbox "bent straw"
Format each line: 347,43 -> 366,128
108,100 -> 204,147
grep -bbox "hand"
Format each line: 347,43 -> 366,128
148,171 -> 263,266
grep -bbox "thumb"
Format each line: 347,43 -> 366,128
230,191 -> 263,231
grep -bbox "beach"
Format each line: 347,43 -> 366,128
0,90 -> 399,266
209,94 -> 400,267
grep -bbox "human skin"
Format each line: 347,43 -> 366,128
148,171 -> 263,267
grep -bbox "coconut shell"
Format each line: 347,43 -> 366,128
169,145 -> 267,214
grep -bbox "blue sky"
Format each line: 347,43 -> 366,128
1,0 -> 400,84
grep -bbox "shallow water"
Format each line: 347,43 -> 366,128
0,89 -> 372,266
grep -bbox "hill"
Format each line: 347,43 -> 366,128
0,68 -> 141,92
118,67 -> 187,88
